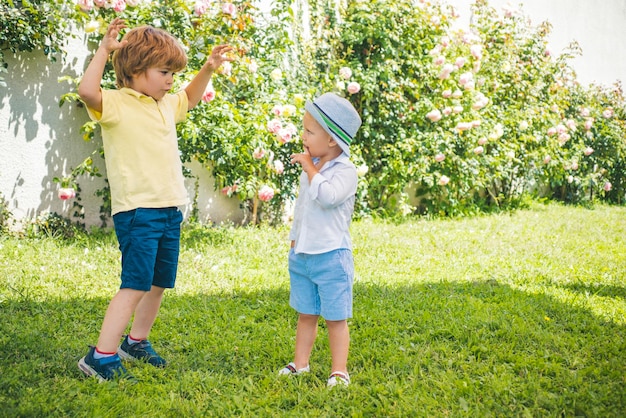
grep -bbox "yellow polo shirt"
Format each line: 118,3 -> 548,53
87,88 -> 189,215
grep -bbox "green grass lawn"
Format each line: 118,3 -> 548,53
0,203 -> 624,417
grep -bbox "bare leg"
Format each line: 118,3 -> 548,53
96,288 -> 146,353
128,285 -> 166,340
326,319 -> 349,373
294,313 -> 319,369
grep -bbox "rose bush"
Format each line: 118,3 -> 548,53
304,0 -> 626,215
4,0 -> 625,224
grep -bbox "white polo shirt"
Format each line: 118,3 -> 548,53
289,153 -> 357,254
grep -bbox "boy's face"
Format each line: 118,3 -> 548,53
302,111 -> 339,159
130,68 -> 176,100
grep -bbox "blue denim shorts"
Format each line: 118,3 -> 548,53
113,207 -> 183,291
288,248 -> 354,321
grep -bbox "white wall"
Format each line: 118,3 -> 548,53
446,0 -> 626,87
0,35 -> 243,229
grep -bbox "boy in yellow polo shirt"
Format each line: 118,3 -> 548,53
77,18 -> 233,381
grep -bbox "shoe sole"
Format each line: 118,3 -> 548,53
118,347 -> 166,367
278,369 -> 310,376
78,357 -> 105,382
117,347 -> 134,362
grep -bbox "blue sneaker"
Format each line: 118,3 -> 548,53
78,346 -> 134,382
118,336 -> 167,368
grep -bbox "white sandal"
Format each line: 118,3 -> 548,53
278,362 -> 310,376
327,371 -> 350,387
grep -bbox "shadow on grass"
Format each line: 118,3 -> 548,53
0,279 -> 624,417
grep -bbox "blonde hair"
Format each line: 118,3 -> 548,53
112,26 -> 188,89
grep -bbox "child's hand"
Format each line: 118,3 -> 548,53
290,150 -> 315,174
101,18 -> 128,53
205,45 -> 235,71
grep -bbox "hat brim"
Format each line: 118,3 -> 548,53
305,100 -> 351,157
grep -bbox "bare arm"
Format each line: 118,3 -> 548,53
77,18 -> 128,113
185,44 -> 234,111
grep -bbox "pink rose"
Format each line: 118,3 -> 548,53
442,89 -> 452,98
603,109 -> 614,118
429,45 -> 442,56
452,89 -> 463,99
202,87 -> 216,102
77,0 -> 93,11
258,185 -> 275,202
580,107 -> 590,117
434,56 -> 445,66
442,107 -> 452,116
339,67 -> 352,80
426,109 -> 442,122
470,45 -> 482,60
347,82 -> 361,94
273,160 -> 285,174
472,94 -> 488,110
584,119 -> 593,131
284,123 -> 298,136
454,57 -> 466,69
459,72 -> 473,86
219,61 -> 232,76
193,0 -> 209,16
253,148 -> 266,159
438,175 -> 450,186
477,137 -> 487,145
94,0 -> 105,7
58,187 -> 76,200
267,118 -> 282,134
249,60 -> 258,73
221,184 -> 238,196
455,122 -> 473,131
604,182 -> 612,192
112,0 -> 126,12
584,147 -> 594,156
473,146 -> 484,155
558,133 -> 571,145
434,153 -> 445,162
543,155 -> 551,164
547,127 -> 557,136
222,2 -> 236,17
271,105 -> 283,116
277,128 -> 294,144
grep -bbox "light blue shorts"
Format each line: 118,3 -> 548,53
288,248 -> 354,321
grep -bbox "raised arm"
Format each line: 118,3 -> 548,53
184,44 -> 234,111
77,18 -> 128,113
